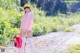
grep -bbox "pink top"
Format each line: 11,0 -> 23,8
20,12 -> 34,31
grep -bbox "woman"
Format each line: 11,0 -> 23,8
19,4 -> 35,53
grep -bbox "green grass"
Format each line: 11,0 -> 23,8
68,44 -> 80,53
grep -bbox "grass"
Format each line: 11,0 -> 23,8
33,12 -> 80,33
68,44 -> 80,53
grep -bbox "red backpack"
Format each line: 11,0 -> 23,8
14,36 -> 22,48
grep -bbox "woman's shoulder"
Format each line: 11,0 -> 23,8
22,12 -> 34,17
28,12 -> 34,16
29,12 -> 34,15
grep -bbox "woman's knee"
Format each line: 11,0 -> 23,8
20,30 -> 27,36
27,30 -> 32,33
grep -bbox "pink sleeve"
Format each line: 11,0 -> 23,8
28,13 -> 34,30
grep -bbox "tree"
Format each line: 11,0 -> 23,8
37,0 -> 67,16
30,0 -> 38,3
70,1 -> 80,12
20,0 -> 28,6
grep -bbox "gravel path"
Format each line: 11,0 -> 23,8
1,24 -> 80,53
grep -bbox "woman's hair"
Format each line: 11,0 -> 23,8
24,7 -> 31,13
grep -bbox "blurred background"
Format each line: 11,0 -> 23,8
0,0 -> 80,52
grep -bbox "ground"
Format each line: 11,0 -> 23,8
1,24 -> 80,53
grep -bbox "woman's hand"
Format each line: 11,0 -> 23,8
20,29 -> 27,37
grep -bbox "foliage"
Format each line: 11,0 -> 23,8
68,44 -> 80,53
0,6 -> 21,45
36,0 -> 67,16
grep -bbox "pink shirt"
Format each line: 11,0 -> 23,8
20,12 -> 34,31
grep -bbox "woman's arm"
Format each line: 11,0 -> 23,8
28,13 -> 34,31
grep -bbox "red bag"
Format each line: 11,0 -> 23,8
14,36 -> 22,48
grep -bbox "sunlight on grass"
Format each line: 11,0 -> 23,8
68,44 -> 80,53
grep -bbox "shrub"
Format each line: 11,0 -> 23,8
68,44 -> 80,53
33,23 -> 43,36
64,26 -> 73,32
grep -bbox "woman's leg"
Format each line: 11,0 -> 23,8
20,30 -> 27,37
27,30 -> 35,53
20,30 -> 27,53
18,48 -> 20,53
21,37 -> 26,53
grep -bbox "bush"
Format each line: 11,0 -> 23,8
64,26 -> 73,32
68,44 -> 80,53
0,7 -> 21,45
33,23 -> 43,36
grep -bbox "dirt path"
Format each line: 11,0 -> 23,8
2,24 -> 80,53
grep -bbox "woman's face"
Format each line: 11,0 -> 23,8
24,8 -> 30,12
